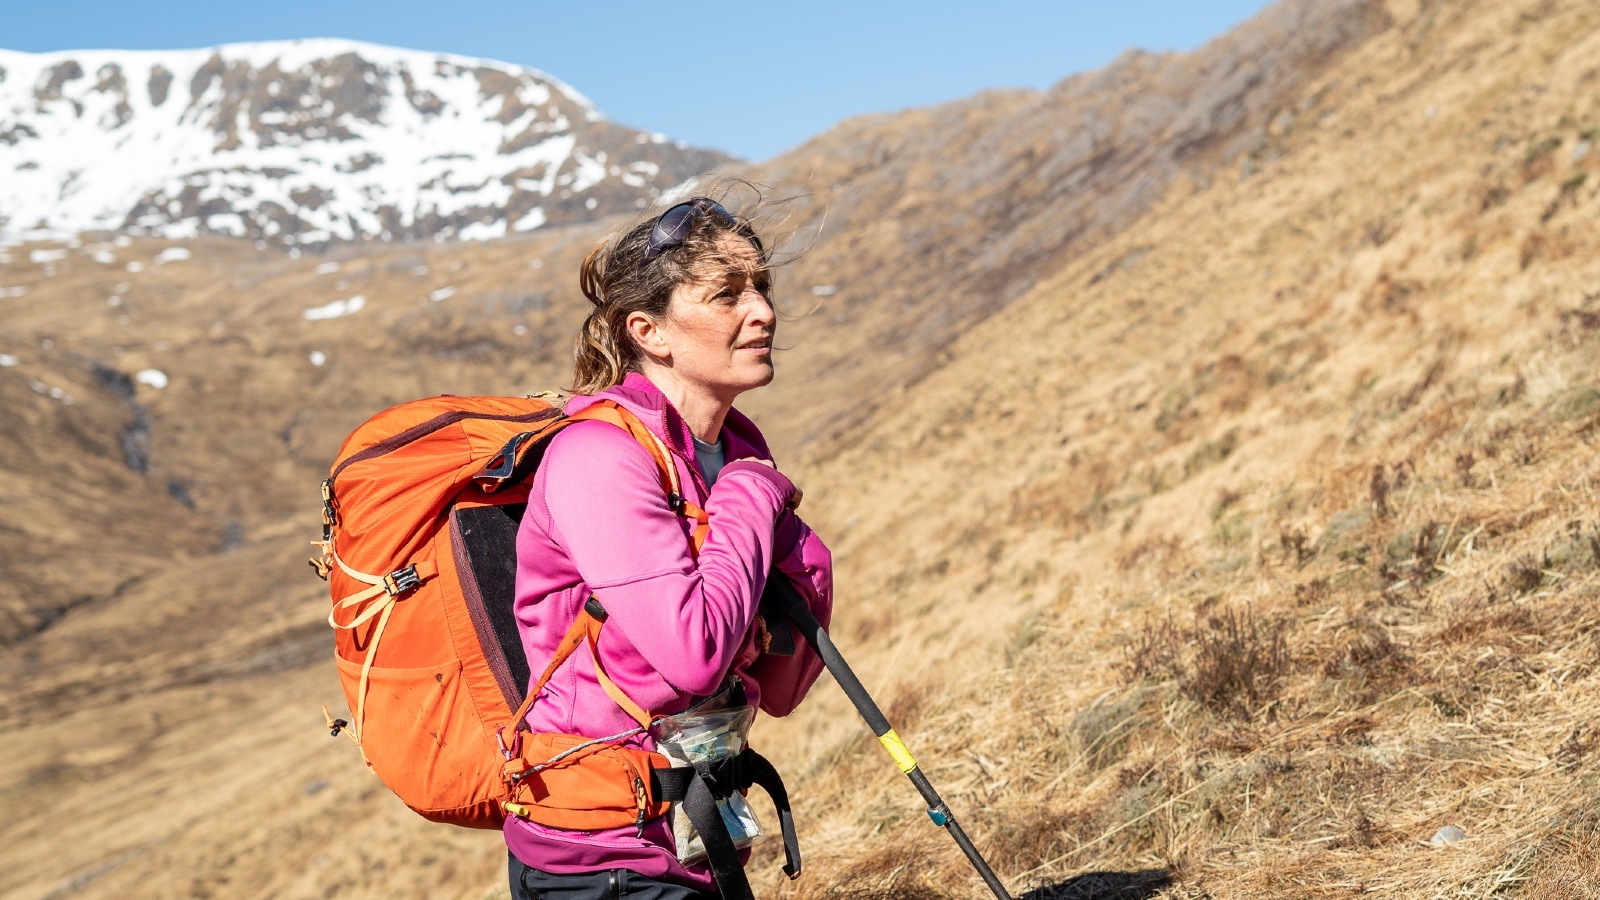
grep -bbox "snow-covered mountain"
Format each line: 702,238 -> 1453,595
0,40 -> 731,247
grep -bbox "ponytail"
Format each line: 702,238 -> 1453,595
571,242 -> 631,394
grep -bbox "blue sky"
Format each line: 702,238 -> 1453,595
7,1 -> 1272,161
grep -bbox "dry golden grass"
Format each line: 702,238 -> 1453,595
740,0 -> 1600,896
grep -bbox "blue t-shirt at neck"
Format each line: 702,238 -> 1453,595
692,434 -> 725,488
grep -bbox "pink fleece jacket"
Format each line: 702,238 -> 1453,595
504,372 -> 834,888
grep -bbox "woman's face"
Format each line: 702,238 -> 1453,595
648,234 -> 776,401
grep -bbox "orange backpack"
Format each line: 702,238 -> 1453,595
313,393 -> 803,899
310,393 -> 701,828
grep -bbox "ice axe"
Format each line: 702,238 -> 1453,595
761,573 -> 1015,900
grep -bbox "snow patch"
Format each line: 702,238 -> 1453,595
458,220 -> 506,241
302,295 -> 366,320
0,354 -> 17,367
153,247 -> 191,264
655,178 -> 698,206
513,207 -> 547,232
314,261 -> 341,275
429,286 -> 457,302
309,350 -> 327,366
620,161 -> 660,188
30,248 -> 68,264
136,368 -> 169,389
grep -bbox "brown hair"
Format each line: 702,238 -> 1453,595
570,182 -> 786,394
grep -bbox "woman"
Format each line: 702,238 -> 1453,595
506,195 -> 834,899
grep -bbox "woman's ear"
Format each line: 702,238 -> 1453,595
626,309 -> 671,364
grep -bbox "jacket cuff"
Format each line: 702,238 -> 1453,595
718,460 -> 796,504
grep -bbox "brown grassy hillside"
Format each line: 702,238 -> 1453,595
750,0 -> 1600,895
747,0 -> 1389,446
0,0 -> 1382,649
4,0 -> 1599,897
0,0 -> 1384,646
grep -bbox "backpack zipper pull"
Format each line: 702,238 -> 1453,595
634,775 -> 648,838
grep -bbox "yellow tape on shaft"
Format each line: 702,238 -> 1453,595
878,728 -> 918,774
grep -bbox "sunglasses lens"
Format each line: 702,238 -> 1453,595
640,199 -> 744,268
652,202 -> 700,247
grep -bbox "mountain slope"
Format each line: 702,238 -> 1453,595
0,0 -> 1391,650
739,0 -> 1391,446
752,0 -> 1600,894
0,40 -> 729,247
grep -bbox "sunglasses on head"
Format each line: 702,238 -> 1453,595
638,197 -> 763,270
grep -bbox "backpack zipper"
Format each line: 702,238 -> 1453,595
329,407 -> 562,487
622,756 -> 651,838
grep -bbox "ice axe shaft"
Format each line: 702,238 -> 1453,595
764,575 -> 1014,900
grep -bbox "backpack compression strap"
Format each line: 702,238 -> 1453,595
325,554 -> 438,751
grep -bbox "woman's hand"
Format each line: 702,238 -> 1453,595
744,458 -> 802,509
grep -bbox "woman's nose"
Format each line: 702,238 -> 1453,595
743,290 -> 775,323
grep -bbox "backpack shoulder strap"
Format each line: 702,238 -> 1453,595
565,400 -> 709,552
512,598 -> 651,731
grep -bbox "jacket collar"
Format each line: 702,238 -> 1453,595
564,371 -> 773,468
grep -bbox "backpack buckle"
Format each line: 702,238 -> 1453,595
383,565 -> 423,596
496,725 -> 524,763
320,479 -> 339,538
696,751 -> 752,800
474,431 -> 539,492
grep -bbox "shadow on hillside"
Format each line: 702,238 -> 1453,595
1018,869 -> 1172,900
